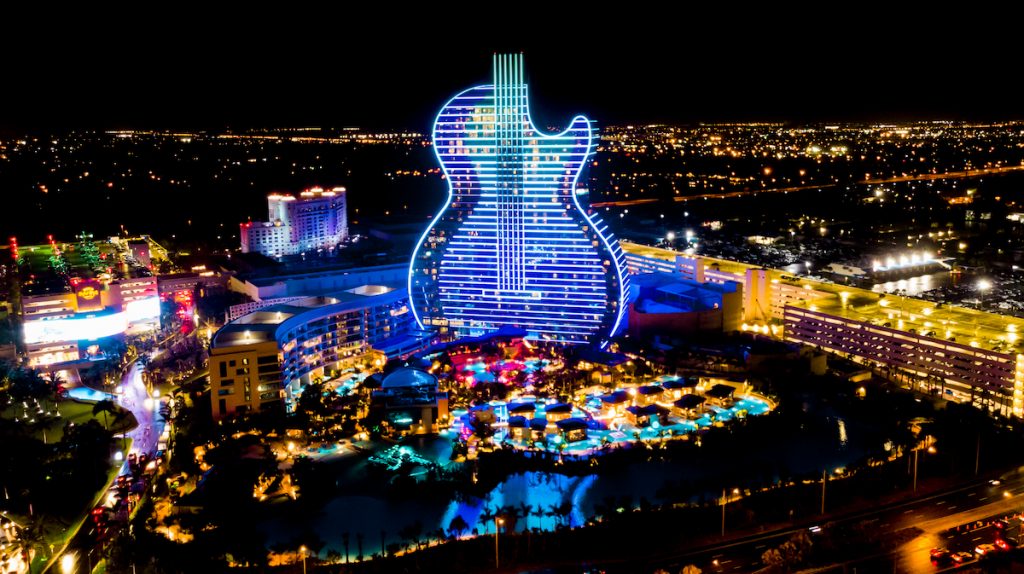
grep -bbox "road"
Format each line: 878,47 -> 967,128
44,361 -> 167,573
116,362 -> 165,467
649,473 -> 1024,573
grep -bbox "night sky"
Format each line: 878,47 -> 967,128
2,12 -> 1020,133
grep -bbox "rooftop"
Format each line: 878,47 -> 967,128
791,284 -> 1024,356
211,284 -> 403,348
381,368 -> 437,389
622,241 -> 759,276
621,241 -> 1024,356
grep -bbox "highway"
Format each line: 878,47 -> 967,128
648,472 -> 1024,573
588,164 -> 1024,207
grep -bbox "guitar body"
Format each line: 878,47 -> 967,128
409,54 -> 627,347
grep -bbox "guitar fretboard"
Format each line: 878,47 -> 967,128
495,53 -> 526,292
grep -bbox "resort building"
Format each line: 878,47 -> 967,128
621,241 -> 1024,418
208,283 -> 432,419
17,238 -> 160,369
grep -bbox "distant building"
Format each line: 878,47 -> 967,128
208,283 -> 432,419
240,187 -> 348,257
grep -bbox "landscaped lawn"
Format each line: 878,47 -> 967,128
0,398 -> 137,443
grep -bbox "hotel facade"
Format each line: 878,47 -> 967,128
622,242 -> 1024,418
409,54 -> 628,347
209,284 -> 431,419
240,187 -> 349,257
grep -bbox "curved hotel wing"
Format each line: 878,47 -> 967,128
209,284 -> 426,419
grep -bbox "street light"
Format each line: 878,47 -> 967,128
721,488 -> 740,536
299,545 -> 307,574
61,553 -> 75,574
494,517 -> 504,568
977,279 -> 992,308
913,441 -> 937,492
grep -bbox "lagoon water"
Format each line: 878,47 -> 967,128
260,406 -> 872,560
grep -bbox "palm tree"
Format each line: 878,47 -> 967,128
17,516 -> 47,566
479,507 -> 497,534
356,532 -> 364,562
518,502 -> 535,531
342,531 -> 350,563
518,502 -> 536,556
555,501 -> 573,528
499,505 -> 519,532
93,399 -> 118,430
43,372 -> 64,413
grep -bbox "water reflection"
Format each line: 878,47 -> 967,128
871,270 -> 951,297
263,407 -> 872,561
441,472 -> 597,535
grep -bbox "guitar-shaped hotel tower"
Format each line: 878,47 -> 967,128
409,54 -> 628,348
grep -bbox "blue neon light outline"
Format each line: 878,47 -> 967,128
409,85 -> 483,330
409,64 -> 629,347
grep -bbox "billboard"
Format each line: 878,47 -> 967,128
126,296 -> 161,324
23,312 -> 128,344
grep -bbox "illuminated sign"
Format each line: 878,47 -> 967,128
126,296 -> 161,324
75,279 -> 105,312
408,54 -> 628,347
24,312 -> 129,344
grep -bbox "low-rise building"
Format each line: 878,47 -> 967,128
369,368 -> 449,436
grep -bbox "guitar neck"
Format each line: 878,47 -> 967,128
495,53 -> 526,292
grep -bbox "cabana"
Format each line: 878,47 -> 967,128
672,394 -> 706,417
556,418 -> 589,443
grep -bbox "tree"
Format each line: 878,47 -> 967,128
448,515 -> 470,539
17,516 -> 47,565
398,521 -> 423,552
325,549 -> 341,564
93,399 -> 118,430
499,504 -> 520,532
761,530 -> 812,571
479,507 -> 497,533
555,500 -> 573,528
518,502 -> 535,531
